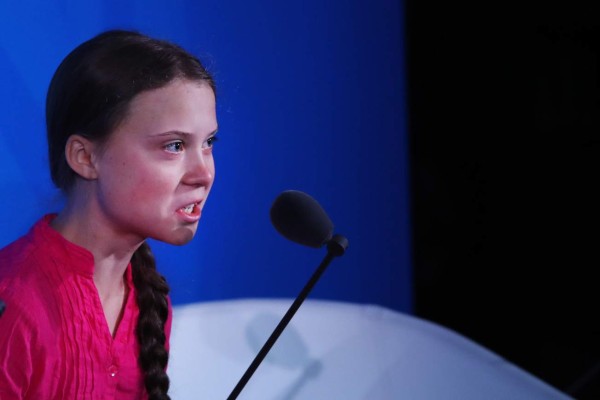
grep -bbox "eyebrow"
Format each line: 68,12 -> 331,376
151,128 -> 219,138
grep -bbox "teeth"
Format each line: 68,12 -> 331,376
182,204 -> 195,214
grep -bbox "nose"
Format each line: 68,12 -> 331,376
182,150 -> 214,188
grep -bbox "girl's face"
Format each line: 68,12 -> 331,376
91,79 -> 217,246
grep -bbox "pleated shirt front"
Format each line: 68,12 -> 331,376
0,215 -> 171,399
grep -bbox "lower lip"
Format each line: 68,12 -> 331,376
176,205 -> 201,223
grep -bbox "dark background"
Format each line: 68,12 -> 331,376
406,2 -> 599,398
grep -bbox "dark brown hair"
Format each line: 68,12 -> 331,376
46,30 -> 215,400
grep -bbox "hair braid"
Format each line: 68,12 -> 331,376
131,242 -> 171,400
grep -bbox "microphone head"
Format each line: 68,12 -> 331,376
270,190 -> 334,248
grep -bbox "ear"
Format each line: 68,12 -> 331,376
64,134 -> 99,180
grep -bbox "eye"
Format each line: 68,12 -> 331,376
205,135 -> 219,149
164,140 -> 184,153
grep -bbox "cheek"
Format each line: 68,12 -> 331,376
131,167 -> 178,199
103,157 -> 174,200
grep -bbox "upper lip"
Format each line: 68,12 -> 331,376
178,199 -> 203,209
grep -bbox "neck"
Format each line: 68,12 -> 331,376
51,189 -> 143,298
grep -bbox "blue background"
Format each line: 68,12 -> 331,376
0,1 -> 411,312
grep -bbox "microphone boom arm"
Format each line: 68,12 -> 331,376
227,234 -> 348,400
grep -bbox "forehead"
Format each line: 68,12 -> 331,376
116,79 -> 217,136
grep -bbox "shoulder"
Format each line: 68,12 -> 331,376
0,220 -> 73,396
0,230 -> 44,299
0,219 -> 60,343
0,227 -> 53,304
0,228 -> 38,269
0,215 -> 63,298
0,216 -> 55,281
0,247 -> 56,345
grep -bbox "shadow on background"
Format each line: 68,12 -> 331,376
246,312 -> 323,400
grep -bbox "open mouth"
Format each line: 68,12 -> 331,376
179,202 -> 200,216
181,203 -> 196,214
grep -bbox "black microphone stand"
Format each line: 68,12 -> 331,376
227,234 -> 348,400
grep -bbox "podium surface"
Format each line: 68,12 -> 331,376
169,299 -> 572,399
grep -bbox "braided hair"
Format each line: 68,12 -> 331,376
46,30 -> 215,399
131,242 -> 171,399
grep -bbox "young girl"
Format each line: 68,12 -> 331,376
0,30 -> 218,399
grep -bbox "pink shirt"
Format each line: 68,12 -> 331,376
0,215 -> 172,399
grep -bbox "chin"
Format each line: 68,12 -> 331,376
160,227 -> 198,246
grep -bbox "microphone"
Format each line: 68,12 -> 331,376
227,190 -> 348,400
270,190 -> 334,248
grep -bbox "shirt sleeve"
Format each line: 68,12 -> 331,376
0,297 -> 36,399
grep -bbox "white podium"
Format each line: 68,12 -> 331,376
168,299 -> 572,399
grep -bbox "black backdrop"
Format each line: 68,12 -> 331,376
406,2 -> 600,398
